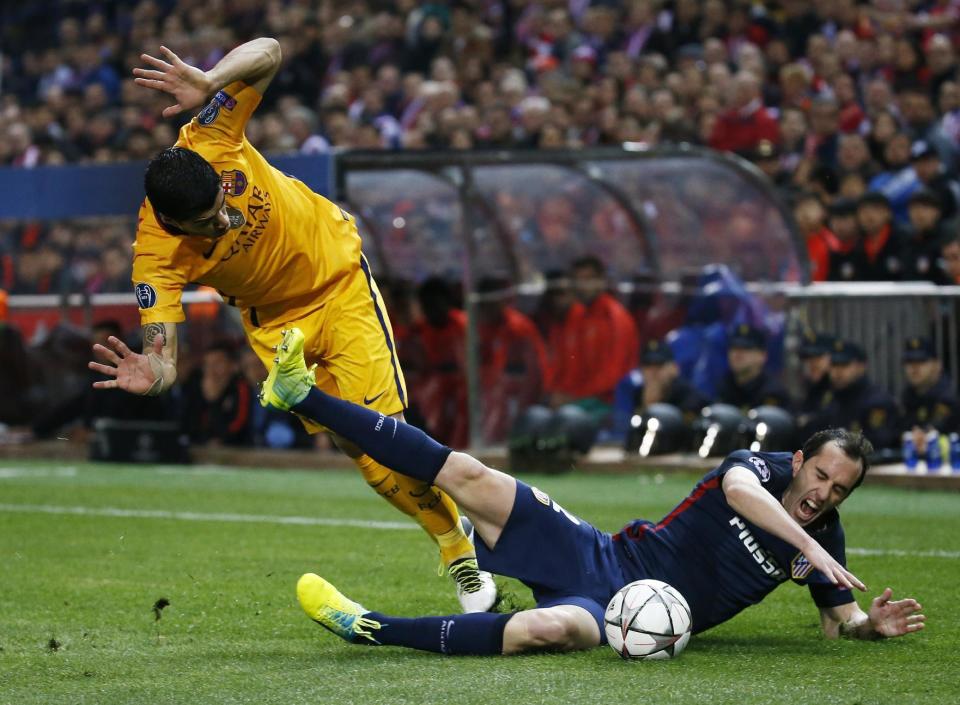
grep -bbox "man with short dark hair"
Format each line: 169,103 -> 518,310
565,256 -> 639,416
716,323 -> 791,413
256,329 -> 924,656
87,38 -> 494,611
826,197 -> 869,281
795,331 -> 835,441
901,336 -> 960,442
816,340 -> 901,451
181,342 -> 252,447
910,140 -> 960,219
855,192 -> 907,280
903,188 -> 953,283
635,338 -> 711,420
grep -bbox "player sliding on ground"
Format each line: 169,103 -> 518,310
260,328 -> 926,656
87,37 -> 494,612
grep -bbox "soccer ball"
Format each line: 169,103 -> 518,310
604,579 -> 692,660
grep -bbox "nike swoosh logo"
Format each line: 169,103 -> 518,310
363,391 -> 386,405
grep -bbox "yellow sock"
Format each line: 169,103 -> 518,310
354,455 -> 475,565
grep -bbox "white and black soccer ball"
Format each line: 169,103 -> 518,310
604,579 -> 692,660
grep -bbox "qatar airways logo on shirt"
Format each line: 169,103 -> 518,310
729,516 -> 785,579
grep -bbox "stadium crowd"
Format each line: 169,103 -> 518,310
4,2 -> 960,289
1,1 -> 960,456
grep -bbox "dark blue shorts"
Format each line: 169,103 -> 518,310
475,481 -> 636,641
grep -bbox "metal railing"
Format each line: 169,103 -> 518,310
784,282 -> 960,396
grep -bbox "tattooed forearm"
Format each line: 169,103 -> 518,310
140,322 -> 178,396
143,322 -> 166,348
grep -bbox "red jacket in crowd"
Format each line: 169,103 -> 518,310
566,292 -> 639,402
479,306 -> 549,442
709,102 -> 781,153
806,226 -> 842,282
412,308 -> 468,448
542,300 -> 587,396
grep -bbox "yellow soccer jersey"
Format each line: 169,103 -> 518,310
132,80 -> 360,325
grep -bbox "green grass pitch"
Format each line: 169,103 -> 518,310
1,459 -> 958,705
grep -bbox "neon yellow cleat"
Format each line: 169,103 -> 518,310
259,328 -> 315,411
297,573 -> 382,644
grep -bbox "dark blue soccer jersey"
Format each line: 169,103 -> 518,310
612,450 -> 854,633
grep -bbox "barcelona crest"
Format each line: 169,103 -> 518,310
221,169 -> 248,196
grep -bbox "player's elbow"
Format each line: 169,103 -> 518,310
721,481 -> 752,513
263,37 -> 281,65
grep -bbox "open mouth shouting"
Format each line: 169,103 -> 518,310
796,495 -> 822,524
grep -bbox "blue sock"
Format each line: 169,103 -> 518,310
291,388 -> 452,484
363,611 -> 513,655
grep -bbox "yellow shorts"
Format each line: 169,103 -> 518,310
243,256 -> 407,433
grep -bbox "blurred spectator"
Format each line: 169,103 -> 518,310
629,271 -> 689,348
910,140 -> 960,219
715,323 -> 791,414
633,338 -> 710,422
32,319 -> 170,438
903,188 -> 953,283
412,277 -> 467,447
900,336 -> 960,444
855,192 -> 907,281
564,255 -> 639,421
709,71 -> 780,153
0,324 -> 35,427
942,228 -> 960,284
793,191 -> 837,282
868,133 -> 921,224
180,342 -> 253,447
747,140 -> 790,191
476,277 -> 548,442
826,197 -> 868,281
805,97 -> 840,172
816,340 -> 901,452
533,270 -> 585,402
794,331 -> 835,443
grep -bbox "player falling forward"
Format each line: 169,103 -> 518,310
260,328 -> 925,655
86,37 -> 494,611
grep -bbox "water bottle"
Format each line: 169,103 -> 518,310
926,430 -> 943,472
949,433 -> 960,473
902,431 -> 918,472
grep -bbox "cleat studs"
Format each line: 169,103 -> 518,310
281,344 -> 288,351
274,357 -> 280,363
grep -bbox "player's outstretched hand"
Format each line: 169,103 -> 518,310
868,588 -> 925,638
802,539 -> 867,592
133,46 -> 212,118
89,335 -> 162,395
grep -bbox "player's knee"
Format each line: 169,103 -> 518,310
331,432 -> 363,459
508,609 -> 583,652
442,451 -> 491,487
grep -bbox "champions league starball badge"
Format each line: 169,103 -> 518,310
134,282 -> 158,309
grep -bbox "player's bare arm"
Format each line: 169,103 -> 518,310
819,588 -> 925,640
88,323 -> 179,396
721,466 -> 866,591
134,37 -> 281,118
